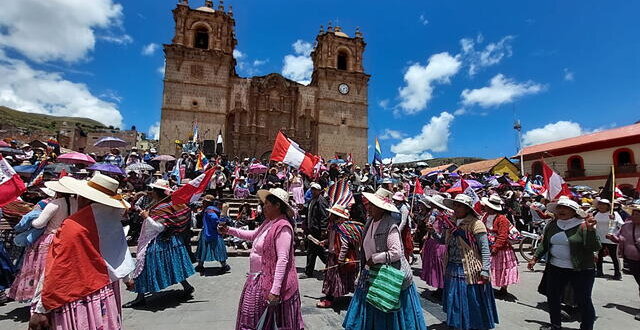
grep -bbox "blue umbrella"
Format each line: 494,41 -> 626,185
13,164 -> 37,174
328,159 -> 346,164
87,162 -> 125,175
94,136 -> 127,148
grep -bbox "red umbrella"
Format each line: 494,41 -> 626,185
57,152 -> 96,165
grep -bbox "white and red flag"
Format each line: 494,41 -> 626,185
460,178 -> 483,214
0,154 -> 27,207
542,160 -> 571,201
171,167 -> 215,204
270,131 -> 319,177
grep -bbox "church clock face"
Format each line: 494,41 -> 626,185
338,83 -> 350,95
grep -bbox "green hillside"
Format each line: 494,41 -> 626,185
0,106 -> 107,133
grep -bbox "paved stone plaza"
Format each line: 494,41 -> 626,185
0,256 -> 638,329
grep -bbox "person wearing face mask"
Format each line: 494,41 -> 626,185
529,197 -> 601,330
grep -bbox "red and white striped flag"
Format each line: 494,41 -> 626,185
270,131 -> 319,177
0,155 -> 26,207
171,167 -> 215,204
460,178 -> 483,214
542,160 -> 571,201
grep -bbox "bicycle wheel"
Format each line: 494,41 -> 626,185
519,237 -> 535,262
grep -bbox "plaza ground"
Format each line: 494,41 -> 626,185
0,256 -> 638,329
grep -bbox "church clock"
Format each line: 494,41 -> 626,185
338,83 -> 350,95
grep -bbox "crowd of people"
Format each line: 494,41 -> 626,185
1,141 -> 639,330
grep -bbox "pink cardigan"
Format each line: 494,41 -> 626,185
228,217 -> 297,298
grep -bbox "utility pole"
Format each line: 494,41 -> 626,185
513,119 -> 524,175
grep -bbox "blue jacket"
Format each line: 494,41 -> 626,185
202,206 -> 222,242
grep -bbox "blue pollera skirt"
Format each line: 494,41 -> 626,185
442,262 -> 499,330
134,235 -> 195,293
195,232 -> 228,263
342,269 -> 427,330
0,244 -> 15,290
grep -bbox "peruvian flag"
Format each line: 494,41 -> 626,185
270,131 -> 319,177
42,203 -> 134,310
542,160 -> 571,200
414,177 -> 424,195
171,167 -> 215,204
461,178 -> 483,214
0,155 -> 27,207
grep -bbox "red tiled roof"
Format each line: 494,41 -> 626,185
515,122 -> 640,159
420,163 -> 456,175
457,157 -> 505,173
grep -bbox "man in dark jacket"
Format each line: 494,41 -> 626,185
301,182 -> 329,278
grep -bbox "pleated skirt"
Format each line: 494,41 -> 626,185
236,273 -> 304,330
420,238 -> 446,289
49,281 -> 122,330
9,233 -> 54,302
343,270 -> 427,330
322,253 -> 357,297
195,232 -> 228,263
490,248 -> 519,287
134,235 -> 195,293
442,263 -> 499,330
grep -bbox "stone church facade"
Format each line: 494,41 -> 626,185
158,1 -> 369,163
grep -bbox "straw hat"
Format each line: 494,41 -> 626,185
444,194 -> 481,217
425,194 -> 452,212
327,203 -> 350,219
481,194 -> 504,212
44,180 -> 75,195
60,173 -> 130,209
547,198 -> 587,218
257,188 -> 292,210
148,179 -> 173,192
363,188 -> 399,213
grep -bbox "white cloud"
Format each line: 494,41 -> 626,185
233,49 -> 245,59
563,68 -> 574,81
157,59 -> 166,75
0,52 -> 123,127
390,111 -> 454,161
419,14 -> 429,25
380,129 -> 405,140
453,108 -> 466,116
461,74 -> 544,108
378,99 -> 390,109
142,43 -> 159,56
282,40 -> 313,85
148,121 -> 160,140
98,34 -> 132,45
460,35 -> 514,75
253,59 -> 267,66
397,52 -> 461,114
0,0 -> 126,62
522,121 -> 588,146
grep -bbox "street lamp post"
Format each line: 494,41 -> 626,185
513,120 -> 524,175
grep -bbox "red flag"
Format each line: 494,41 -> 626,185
171,167 -> 215,205
461,179 -> 483,214
0,155 -> 27,207
542,160 -> 571,200
414,177 -> 424,195
59,169 -> 69,178
270,131 -> 319,176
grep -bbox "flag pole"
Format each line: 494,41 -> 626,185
610,164 -> 616,216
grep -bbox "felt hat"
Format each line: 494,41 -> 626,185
148,179 -> 173,192
44,180 -> 75,195
363,188 -> 399,213
481,194 -> 504,212
392,191 -> 406,202
327,203 -> 350,219
547,197 -> 587,218
597,198 -> 611,205
39,187 -> 56,198
60,173 -> 130,209
425,194 -> 452,212
310,182 -> 322,190
257,188 -> 291,210
444,194 -> 481,217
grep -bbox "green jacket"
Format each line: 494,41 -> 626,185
534,220 -> 602,271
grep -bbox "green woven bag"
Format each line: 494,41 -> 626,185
366,264 -> 403,312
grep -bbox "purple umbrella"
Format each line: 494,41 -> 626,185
249,163 -> 268,174
94,136 -> 127,148
87,162 -> 125,175
450,179 -> 484,189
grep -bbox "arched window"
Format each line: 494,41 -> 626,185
194,28 -> 209,49
613,148 -> 637,174
337,50 -> 348,70
566,155 -> 585,178
531,161 -> 543,177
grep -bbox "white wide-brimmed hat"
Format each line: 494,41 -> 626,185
444,194 -> 481,217
44,180 -> 75,195
39,187 -> 56,198
363,188 -> 399,213
257,188 -> 292,210
547,197 -> 587,218
425,194 -> 452,212
597,198 -> 611,205
148,179 -> 174,192
481,194 -> 504,212
392,191 -> 406,202
327,203 -> 350,219
310,182 -> 322,190
60,173 -> 130,209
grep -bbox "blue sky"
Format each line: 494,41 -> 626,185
0,1 -> 638,162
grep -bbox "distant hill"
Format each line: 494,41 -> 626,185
0,106 -> 107,134
395,157 -> 486,168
